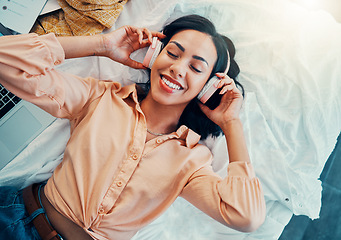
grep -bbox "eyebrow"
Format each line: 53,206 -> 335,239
169,41 -> 209,66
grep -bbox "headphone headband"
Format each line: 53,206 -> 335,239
224,48 -> 231,75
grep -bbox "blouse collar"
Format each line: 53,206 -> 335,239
118,84 -> 202,148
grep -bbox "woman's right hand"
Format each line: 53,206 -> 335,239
101,26 -> 165,69
199,73 -> 244,129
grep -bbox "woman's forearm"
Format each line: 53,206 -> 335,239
221,119 -> 250,163
56,35 -> 105,59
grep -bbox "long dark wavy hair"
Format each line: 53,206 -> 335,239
139,14 -> 243,140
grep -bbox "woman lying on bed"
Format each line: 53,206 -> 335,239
0,15 -> 265,240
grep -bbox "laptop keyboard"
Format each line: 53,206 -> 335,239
0,84 -> 22,119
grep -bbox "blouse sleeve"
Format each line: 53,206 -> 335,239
180,161 -> 266,232
0,33 -> 103,119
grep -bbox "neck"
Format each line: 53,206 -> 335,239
140,94 -> 186,135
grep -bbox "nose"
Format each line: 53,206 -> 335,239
170,60 -> 186,79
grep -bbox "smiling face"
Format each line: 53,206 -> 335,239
149,30 -> 217,108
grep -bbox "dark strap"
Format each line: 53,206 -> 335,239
23,184 -> 61,240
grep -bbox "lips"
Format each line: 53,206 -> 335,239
160,75 -> 183,93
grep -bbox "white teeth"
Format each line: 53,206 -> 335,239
162,76 -> 181,90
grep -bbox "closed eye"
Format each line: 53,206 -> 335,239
190,65 -> 202,73
167,50 -> 178,58
167,48 -> 202,73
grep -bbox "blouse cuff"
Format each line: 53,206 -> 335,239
39,33 -> 65,67
227,162 -> 256,178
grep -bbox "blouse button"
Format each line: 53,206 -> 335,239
116,181 -> 123,187
54,60 -> 61,65
180,126 -> 187,132
132,154 -> 139,160
99,208 -> 104,214
156,139 -> 163,144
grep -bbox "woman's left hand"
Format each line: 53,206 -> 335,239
199,73 -> 244,128
102,26 -> 165,69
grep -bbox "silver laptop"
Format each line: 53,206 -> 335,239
0,27 -> 56,170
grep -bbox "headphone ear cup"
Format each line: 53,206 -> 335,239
143,39 -> 163,68
197,76 -> 220,104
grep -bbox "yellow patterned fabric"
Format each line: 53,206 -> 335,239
32,0 -> 127,36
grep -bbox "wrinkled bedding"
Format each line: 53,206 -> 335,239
1,0 -> 341,239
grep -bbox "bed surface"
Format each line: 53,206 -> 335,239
1,0 -> 341,239
279,133 -> 341,239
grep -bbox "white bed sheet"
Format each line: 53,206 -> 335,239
1,0 -> 341,239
